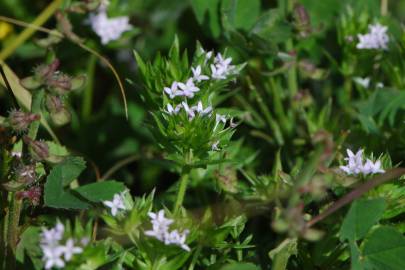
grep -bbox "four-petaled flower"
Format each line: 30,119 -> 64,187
192,101 -> 212,116
164,82 -> 181,99
191,65 -> 209,82
178,79 -> 200,98
61,239 -> 83,261
103,192 -> 126,216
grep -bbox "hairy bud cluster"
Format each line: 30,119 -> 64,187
8,110 -> 40,132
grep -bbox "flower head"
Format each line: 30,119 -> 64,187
191,65 -> 209,82
356,23 -> 389,50
164,82 -> 181,99
340,149 -> 385,176
103,192 -> 126,216
144,209 -> 190,251
178,78 -> 200,98
61,239 -> 83,261
89,10 -> 131,44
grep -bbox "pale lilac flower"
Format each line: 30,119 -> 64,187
356,23 -> 389,50
40,222 -> 64,247
43,246 -> 65,269
89,9 -> 131,45
192,101 -> 212,116
103,193 -> 126,216
215,114 -> 227,124
181,101 -> 196,120
61,239 -> 83,261
165,229 -> 190,251
376,82 -> 384,88
166,104 -> 182,115
210,64 -> 227,80
164,82 -> 181,99
214,53 -> 232,69
211,141 -> 220,151
354,77 -> 370,88
145,209 -> 190,251
340,149 -> 364,175
145,210 -> 174,241
178,79 -> 200,98
191,66 -> 209,82
362,159 -> 385,174
340,149 -> 385,176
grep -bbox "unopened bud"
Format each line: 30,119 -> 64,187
293,4 -> 312,37
16,186 -> 42,206
8,110 -> 40,132
34,59 -> 60,80
46,95 -> 71,126
23,136 -> 49,161
47,73 -> 72,95
15,164 -> 36,184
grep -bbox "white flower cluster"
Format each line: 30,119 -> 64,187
88,2 -> 131,44
145,209 -> 190,251
356,23 -> 389,50
40,222 -> 84,269
163,51 -> 236,100
353,77 -> 384,89
340,149 -> 385,176
103,192 -> 127,216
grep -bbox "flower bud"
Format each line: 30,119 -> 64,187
15,164 -> 36,184
8,110 -> 40,132
46,95 -> 71,126
47,73 -> 72,95
34,59 -> 60,81
16,186 -> 42,206
293,4 -> 312,37
23,136 -> 49,161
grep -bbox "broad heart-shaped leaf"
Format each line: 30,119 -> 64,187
44,156 -> 90,209
340,198 -> 386,242
74,181 -> 126,202
220,263 -> 260,270
362,226 -> 405,270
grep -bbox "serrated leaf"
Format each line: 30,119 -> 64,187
363,226 -> 405,270
44,156 -> 90,209
74,180 -> 126,202
340,198 -> 386,242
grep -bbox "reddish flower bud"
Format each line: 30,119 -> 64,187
23,136 -> 49,161
16,186 -> 42,206
8,110 -> 40,132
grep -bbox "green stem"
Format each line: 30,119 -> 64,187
28,89 -> 45,139
0,0 -> 63,61
286,40 -> 298,97
5,194 -> 22,270
381,0 -> 388,15
81,54 -> 96,120
174,169 -> 190,211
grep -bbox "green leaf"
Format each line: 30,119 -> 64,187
190,0 -> 221,37
220,263 -> 260,270
221,0 -> 261,31
340,198 -> 386,242
268,238 -> 298,270
44,156 -> 90,209
16,227 -> 43,270
74,181 -> 126,202
250,9 -> 292,44
363,226 -> 405,270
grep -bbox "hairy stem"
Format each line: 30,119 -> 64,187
307,168 -> 405,228
174,168 -> 190,211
